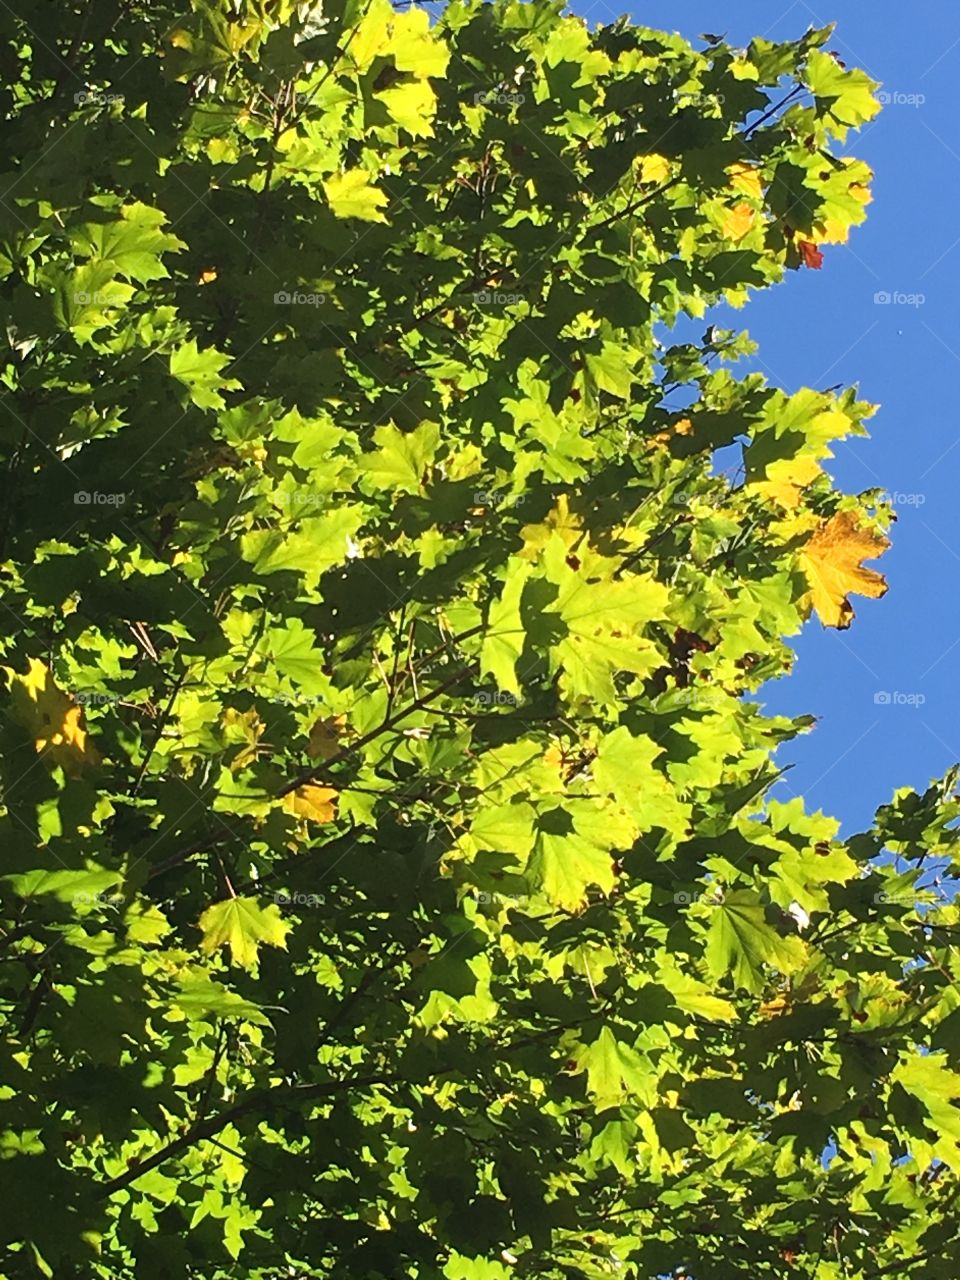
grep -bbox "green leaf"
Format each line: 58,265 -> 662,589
479,562 -> 530,696
528,820 -> 615,911
702,889 -> 806,993
593,727 -> 690,836
589,1118 -> 635,1176
261,618 -> 331,694
805,49 -> 881,128
50,262 -> 134,336
572,1026 -> 656,1111
169,340 -> 241,410
360,420 -> 440,493
443,1255 -> 510,1280
197,896 -> 290,971
71,203 -> 186,282
3,866 -> 122,907
892,1054 -> 960,1146
240,507 -> 364,580
585,341 -> 635,399
172,976 -> 272,1025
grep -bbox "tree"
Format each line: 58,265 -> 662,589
0,1 -> 957,1277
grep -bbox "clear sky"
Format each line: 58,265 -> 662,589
567,0 -> 960,834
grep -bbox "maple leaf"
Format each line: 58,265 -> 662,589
798,239 -> 824,269
798,511 -> 889,628
518,494 -> 582,560
282,783 -> 338,824
222,707 -> 264,772
197,896 -> 290,970
322,169 -> 389,223
636,153 -> 670,183
703,890 -> 807,993
3,657 -> 101,776
721,202 -> 755,242
571,1026 -> 655,1110
307,714 -> 346,761
749,455 -> 823,510
727,161 -> 763,199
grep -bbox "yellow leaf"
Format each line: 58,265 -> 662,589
205,136 -> 237,165
727,162 -> 763,199
721,202 -> 755,242
388,8 -> 451,78
816,216 -> 850,245
222,707 -> 263,772
282,784 -> 338,824
636,153 -> 670,184
307,715 -> 346,761
749,455 -> 822,510
3,658 -> 101,776
518,494 -> 582,561
815,179 -> 873,244
349,5 -> 392,71
376,78 -> 437,138
197,896 -> 290,970
798,511 -> 889,629
322,170 -> 389,223
349,0 -> 449,79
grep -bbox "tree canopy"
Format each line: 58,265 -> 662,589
1,2 -> 959,1278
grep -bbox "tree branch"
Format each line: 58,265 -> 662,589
96,1071 -> 394,1198
275,662 -> 475,798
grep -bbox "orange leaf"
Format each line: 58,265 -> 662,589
722,202 -> 755,242
282,784 -> 338,824
798,240 -> 824,270
798,511 -> 889,629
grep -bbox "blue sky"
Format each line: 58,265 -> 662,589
569,0 -> 960,834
